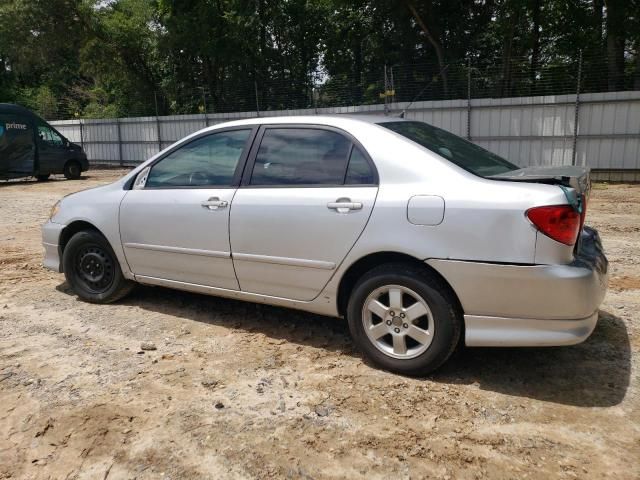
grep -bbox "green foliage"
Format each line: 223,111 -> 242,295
0,0 -> 638,119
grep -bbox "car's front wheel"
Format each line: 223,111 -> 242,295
62,230 -> 134,303
347,263 -> 462,376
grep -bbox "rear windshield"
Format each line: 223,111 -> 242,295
379,121 -> 518,177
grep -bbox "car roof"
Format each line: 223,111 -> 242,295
213,114 -> 410,129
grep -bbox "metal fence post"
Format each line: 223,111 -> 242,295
202,88 -> 209,127
154,92 -> 162,153
116,118 -> 123,167
313,87 -> 318,114
254,81 -> 260,117
467,57 -> 472,140
79,119 -> 84,150
383,64 -> 389,115
571,51 -> 583,166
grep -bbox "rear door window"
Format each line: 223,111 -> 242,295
249,128 -> 352,186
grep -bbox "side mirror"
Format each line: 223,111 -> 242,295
133,166 -> 150,190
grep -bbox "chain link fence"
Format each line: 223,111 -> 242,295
32,52 -> 640,182
23,52 -> 640,121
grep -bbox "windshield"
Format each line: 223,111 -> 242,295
380,121 -> 519,177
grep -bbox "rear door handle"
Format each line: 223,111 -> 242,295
327,198 -> 363,213
201,197 -> 228,210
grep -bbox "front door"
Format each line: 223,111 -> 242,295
120,128 -> 253,289
230,126 -> 378,301
35,120 -> 67,173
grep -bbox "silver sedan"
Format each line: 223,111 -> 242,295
42,116 -> 608,375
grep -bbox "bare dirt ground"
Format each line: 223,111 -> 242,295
0,170 -> 638,480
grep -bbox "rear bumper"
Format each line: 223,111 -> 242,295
427,227 -> 608,347
463,311 -> 598,346
42,220 -> 64,272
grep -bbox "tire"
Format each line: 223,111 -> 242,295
62,230 -> 134,303
36,174 -> 50,181
63,160 -> 82,180
347,263 -> 462,376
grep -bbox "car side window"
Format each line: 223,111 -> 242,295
345,146 -> 375,185
146,129 -> 251,188
250,128 -> 352,186
37,123 -> 64,146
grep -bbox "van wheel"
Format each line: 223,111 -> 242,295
64,160 -> 82,180
62,230 -> 134,303
347,263 -> 462,376
36,174 -> 50,181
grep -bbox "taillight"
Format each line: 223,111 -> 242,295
526,205 -> 581,246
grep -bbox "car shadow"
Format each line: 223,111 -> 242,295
58,283 -> 631,408
0,176 -> 91,187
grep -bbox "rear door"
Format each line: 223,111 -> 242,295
120,128 -> 254,289
0,113 -> 35,176
230,126 -> 378,301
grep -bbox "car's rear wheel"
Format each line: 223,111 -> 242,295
347,263 -> 461,376
63,160 -> 82,180
62,230 -> 134,303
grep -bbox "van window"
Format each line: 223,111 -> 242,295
36,122 -> 64,147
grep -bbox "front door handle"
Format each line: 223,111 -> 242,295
201,197 -> 228,210
327,198 -> 363,213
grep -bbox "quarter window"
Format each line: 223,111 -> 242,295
345,146 -> 375,184
146,129 -> 251,188
250,128 -> 352,186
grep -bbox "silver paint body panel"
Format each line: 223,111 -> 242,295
119,188 -> 238,289
230,186 -> 377,301
41,115 -> 608,348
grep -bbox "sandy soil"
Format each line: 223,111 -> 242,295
0,170 -> 638,480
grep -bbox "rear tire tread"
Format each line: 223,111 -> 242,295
347,262 -> 462,376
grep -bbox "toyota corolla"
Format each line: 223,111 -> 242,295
42,116 -> 608,375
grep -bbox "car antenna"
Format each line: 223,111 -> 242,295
399,64 -> 450,118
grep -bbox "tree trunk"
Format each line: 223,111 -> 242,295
404,0 -> 448,95
605,0 -> 626,91
501,10 -> 518,97
635,45 -> 640,90
530,0 -> 541,92
592,0 -> 606,90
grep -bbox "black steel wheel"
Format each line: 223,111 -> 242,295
62,230 -> 134,303
63,160 -> 82,180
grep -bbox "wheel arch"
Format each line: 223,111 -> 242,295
336,251 -> 464,319
59,220 -> 109,271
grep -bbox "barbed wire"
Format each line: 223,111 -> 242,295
18,52 -> 640,121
